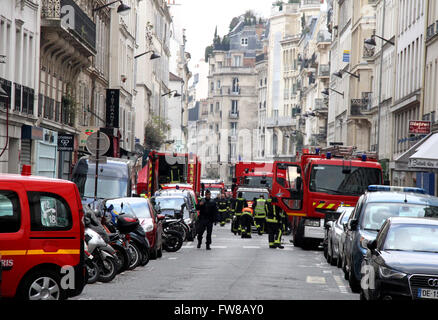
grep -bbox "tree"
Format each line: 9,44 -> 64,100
144,116 -> 170,151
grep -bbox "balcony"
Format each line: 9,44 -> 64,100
318,64 -> 330,78
426,21 -> 438,41
317,30 -> 331,45
41,0 -> 96,57
229,111 -> 239,119
350,93 -> 372,116
314,98 -> 328,114
265,116 -> 297,128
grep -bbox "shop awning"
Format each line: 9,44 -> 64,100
395,132 -> 438,171
409,132 -> 438,170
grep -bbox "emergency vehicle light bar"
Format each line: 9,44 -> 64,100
367,185 -> 426,194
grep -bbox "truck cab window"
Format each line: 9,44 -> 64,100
0,191 -> 21,233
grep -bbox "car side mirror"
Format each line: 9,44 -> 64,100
348,219 -> 358,231
367,240 -> 377,251
343,223 -> 348,231
325,221 -> 333,230
157,214 -> 165,221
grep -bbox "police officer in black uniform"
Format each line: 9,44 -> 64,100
197,190 -> 219,250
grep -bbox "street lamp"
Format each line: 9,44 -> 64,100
364,34 -> 394,47
134,50 -> 160,60
93,0 -> 131,15
333,69 -> 360,80
162,90 -> 181,98
322,88 -> 344,97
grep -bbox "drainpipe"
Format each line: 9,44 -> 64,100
0,88 -> 9,158
376,0 -> 386,157
420,0 -> 430,121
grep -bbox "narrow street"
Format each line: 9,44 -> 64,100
75,226 -> 356,300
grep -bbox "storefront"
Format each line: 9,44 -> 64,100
394,131 -> 438,196
35,128 -> 58,178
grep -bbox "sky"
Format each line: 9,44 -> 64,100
168,0 -> 273,67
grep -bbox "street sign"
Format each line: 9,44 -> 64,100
343,50 -> 350,63
86,131 -> 110,156
106,89 -> 120,128
409,120 -> 431,135
57,134 -> 74,152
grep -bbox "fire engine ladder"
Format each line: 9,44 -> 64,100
321,146 -> 357,159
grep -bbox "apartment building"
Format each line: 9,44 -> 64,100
203,18 -> 264,183
0,0 -> 40,174
326,0 -> 376,152
391,0 -> 426,187
265,2 -> 302,160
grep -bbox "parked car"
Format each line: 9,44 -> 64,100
361,217 -> 438,300
343,185 -> 438,293
152,195 -> 197,241
326,206 -> 354,266
0,174 -> 86,300
154,188 -> 199,213
104,197 -> 163,260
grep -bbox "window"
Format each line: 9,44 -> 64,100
232,78 -> 239,93
233,55 -> 242,67
0,191 -> 21,233
241,38 -> 248,46
28,192 -> 72,231
231,100 -> 238,114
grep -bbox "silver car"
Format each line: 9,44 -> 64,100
326,206 -> 354,267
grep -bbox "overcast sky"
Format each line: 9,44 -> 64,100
168,0 -> 273,67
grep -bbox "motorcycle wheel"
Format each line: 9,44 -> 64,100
115,248 -> 130,273
98,255 -> 117,283
86,259 -> 99,284
139,248 -> 150,266
128,242 -> 141,270
163,230 -> 183,252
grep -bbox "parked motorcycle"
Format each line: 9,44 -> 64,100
112,206 -> 151,269
84,227 -> 118,283
161,216 -> 184,252
84,207 -> 119,283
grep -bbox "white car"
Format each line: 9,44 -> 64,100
326,206 -> 354,267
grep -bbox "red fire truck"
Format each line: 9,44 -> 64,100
232,162 -> 274,197
271,146 -> 383,249
200,180 -> 225,198
137,151 -> 202,197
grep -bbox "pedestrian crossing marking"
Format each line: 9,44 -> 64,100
306,276 -> 326,284
333,275 -> 349,294
243,246 -> 261,249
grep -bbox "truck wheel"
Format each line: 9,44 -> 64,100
18,269 -> 66,300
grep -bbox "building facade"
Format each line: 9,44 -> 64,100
203,19 -> 264,183
0,0 -> 41,174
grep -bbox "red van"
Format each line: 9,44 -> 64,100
0,174 -> 86,300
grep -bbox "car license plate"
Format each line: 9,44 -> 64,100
418,288 -> 438,299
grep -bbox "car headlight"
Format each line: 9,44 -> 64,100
304,219 -> 320,227
143,223 -> 154,233
378,266 -> 407,279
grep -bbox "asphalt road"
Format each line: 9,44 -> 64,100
75,224 -> 358,300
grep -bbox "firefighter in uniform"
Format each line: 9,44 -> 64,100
253,195 -> 267,235
232,192 -> 247,235
216,193 -> 229,227
265,196 -> 284,249
225,192 -> 233,223
240,207 -> 253,239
